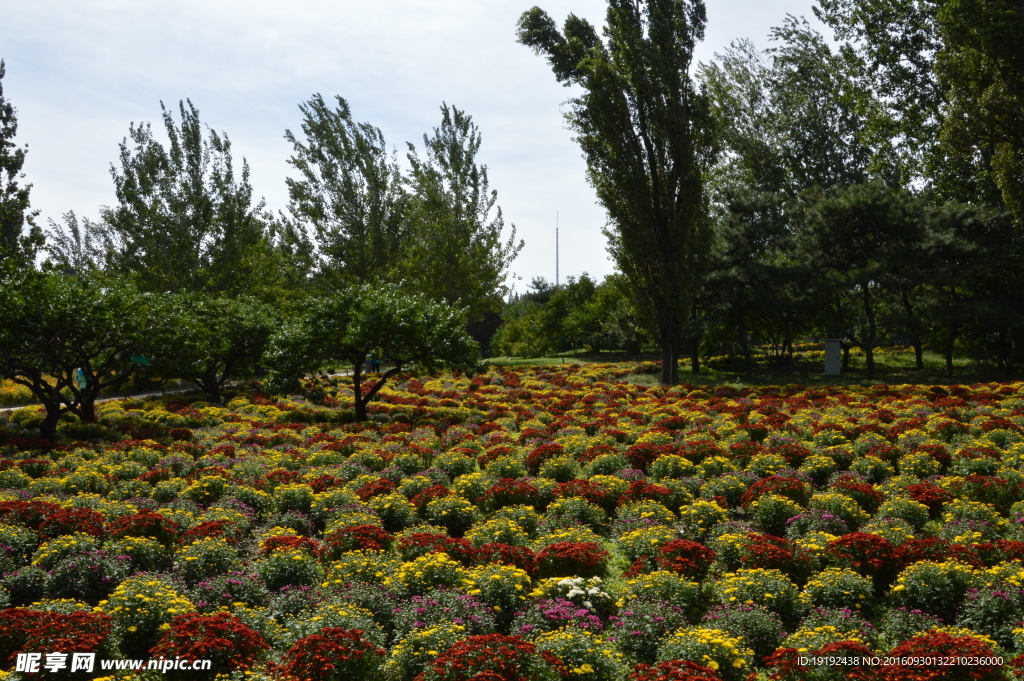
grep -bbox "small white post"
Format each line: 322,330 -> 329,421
824,339 -> 842,376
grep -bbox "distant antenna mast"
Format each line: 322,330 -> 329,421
556,211 -> 559,289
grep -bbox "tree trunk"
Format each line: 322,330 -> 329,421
79,399 -> 97,423
352,362 -> 366,422
739,315 -> 753,381
945,330 -> 956,379
862,284 -> 877,380
40,403 -> 61,441
690,335 -> 700,375
659,333 -> 671,386
198,368 -> 222,402
842,343 -> 851,371
901,290 -> 924,371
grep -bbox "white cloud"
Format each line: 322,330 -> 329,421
3,0 -> 822,286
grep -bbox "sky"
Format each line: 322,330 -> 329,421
1,0 -> 826,294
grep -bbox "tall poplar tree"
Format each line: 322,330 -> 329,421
517,0 -> 717,385
0,60 -> 43,273
405,103 -> 523,345
285,94 -> 408,289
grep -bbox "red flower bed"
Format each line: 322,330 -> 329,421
578,443 -> 619,464
273,628 -> 386,681
904,483 -> 953,517
416,634 -> 564,681
0,500 -> 62,530
107,509 -> 182,546
180,519 -> 242,545
525,443 -> 565,475
630,660 -> 723,681
0,608 -> 112,667
321,525 -> 394,559
480,479 -> 542,511
625,443 -> 672,472
879,631 -> 1002,681
829,476 -> 885,514
727,441 -> 766,466
553,479 -> 613,512
150,611 -> 268,677
677,440 -> 726,465
740,476 -> 810,508
474,543 -> 538,578
617,481 -> 675,508
654,539 -> 717,580
479,446 -> 517,468
945,475 -> 1014,511
769,441 -> 812,467
37,507 -> 105,539
894,538 -> 983,570
764,640 -> 879,680
260,535 -> 322,556
355,477 -> 398,501
397,532 -> 476,566
535,541 -> 609,578
739,533 -> 814,584
826,532 -> 896,579
411,484 -> 454,512
914,444 -> 951,468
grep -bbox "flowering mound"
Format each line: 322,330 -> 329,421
630,660 -> 724,681
0,364 -> 1023,679
415,634 -> 564,681
150,611 -> 268,678
274,627 -> 386,681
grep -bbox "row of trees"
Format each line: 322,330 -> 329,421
496,185 -> 1022,380
512,0 -> 1023,382
0,62 -> 504,438
0,272 -> 478,439
1,72 -> 521,347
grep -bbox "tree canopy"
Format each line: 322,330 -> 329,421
266,287 -> 479,421
517,0 -> 717,385
0,60 -> 42,273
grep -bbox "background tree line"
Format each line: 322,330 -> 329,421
0,73 -> 499,436
2,0 -> 1023,405
503,0 -> 1023,382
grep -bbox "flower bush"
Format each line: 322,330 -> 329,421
388,552 -> 469,596
629,660 -> 724,681
535,541 -> 610,578
802,568 -> 875,611
273,627 -> 386,681
612,598 -> 690,663
102,574 -> 195,656
256,548 -> 321,591
890,560 -> 980,622
750,494 -> 803,537
391,588 -> 496,638
384,624 -> 469,681
716,568 -> 807,625
150,611 -> 269,679
657,627 -> 753,681
415,633 -> 564,681
534,628 -> 624,680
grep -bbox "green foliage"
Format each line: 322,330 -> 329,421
0,60 -> 43,272
405,103 -> 523,327
149,294 -> 276,401
96,100 -> 275,296
0,272 -> 169,439
517,0 -> 716,385
285,94 -> 407,288
266,286 -> 478,421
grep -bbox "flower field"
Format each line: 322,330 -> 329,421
3,362 -> 1024,680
